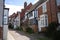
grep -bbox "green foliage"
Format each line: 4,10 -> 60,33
45,22 -> 58,37
8,23 -> 14,29
15,27 -> 20,30
15,26 -> 23,31
37,38 -> 52,40
26,27 -> 34,34
53,30 -> 60,40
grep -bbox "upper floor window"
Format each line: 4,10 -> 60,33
34,9 -> 38,17
56,0 -> 60,6
42,3 -> 47,13
28,12 -> 33,17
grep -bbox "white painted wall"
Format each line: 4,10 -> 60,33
14,14 -> 20,29
3,8 -> 9,40
4,9 -> 9,24
3,25 -> 8,40
0,0 -> 3,27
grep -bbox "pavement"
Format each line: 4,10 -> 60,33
7,30 -> 45,40
7,32 -> 15,40
8,30 -> 30,40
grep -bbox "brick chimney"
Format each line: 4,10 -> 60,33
24,2 -> 27,8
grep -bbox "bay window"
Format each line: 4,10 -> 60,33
40,14 -> 48,27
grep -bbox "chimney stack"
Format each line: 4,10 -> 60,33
24,2 -> 27,8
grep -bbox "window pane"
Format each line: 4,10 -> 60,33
42,3 -> 47,13
45,19 -> 47,26
29,12 -> 33,17
57,12 -> 60,23
4,18 -> 7,24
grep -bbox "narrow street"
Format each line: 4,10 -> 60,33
7,30 -> 45,40
8,30 -> 35,40
8,30 -> 30,40
7,31 -> 15,40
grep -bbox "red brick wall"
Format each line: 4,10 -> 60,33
38,6 -> 42,18
46,1 -> 52,23
49,0 -> 57,22
0,27 -> 3,40
38,0 -> 57,24
32,25 -> 38,33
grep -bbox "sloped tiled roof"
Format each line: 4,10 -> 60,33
20,3 -> 32,19
28,0 -> 47,13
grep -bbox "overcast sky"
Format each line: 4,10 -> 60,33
5,0 -> 39,16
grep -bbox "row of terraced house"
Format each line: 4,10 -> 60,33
9,0 -> 60,33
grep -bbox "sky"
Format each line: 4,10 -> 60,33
5,0 -> 39,16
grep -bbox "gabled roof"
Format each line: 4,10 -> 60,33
20,3 -> 32,19
9,13 -> 18,19
28,0 -> 47,13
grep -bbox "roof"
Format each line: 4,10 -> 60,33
9,13 -> 18,18
20,3 -> 32,19
28,0 -> 47,13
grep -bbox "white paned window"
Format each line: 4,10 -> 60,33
34,9 -> 38,17
57,12 -> 60,24
40,14 -> 48,27
42,3 -> 47,13
4,18 -> 7,24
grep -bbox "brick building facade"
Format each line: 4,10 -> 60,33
37,0 -> 60,32
25,0 -> 60,32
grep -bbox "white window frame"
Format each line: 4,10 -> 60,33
4,18 -> 8,24
29,11 -> 34,19
34,9 -> 38,17
40,14 -> 48,27
42,3 -> 47,13
57,12 -> 60,24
